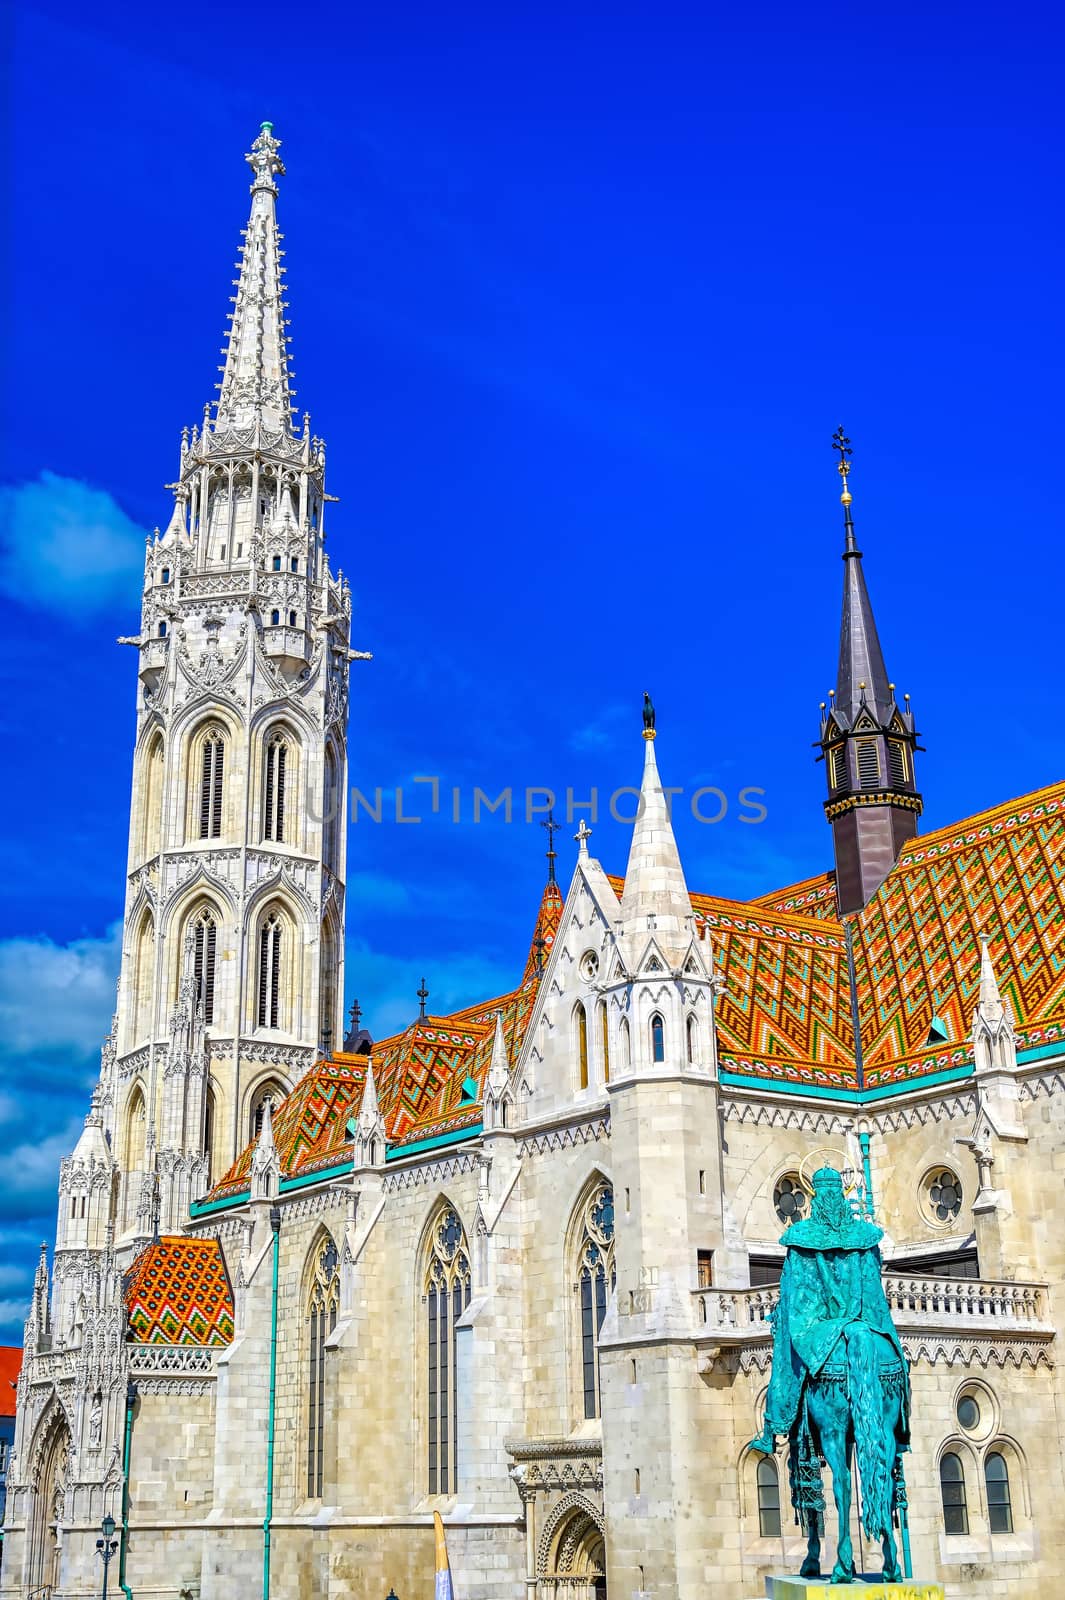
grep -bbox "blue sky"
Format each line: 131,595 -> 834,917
0,0 -> 1061,1341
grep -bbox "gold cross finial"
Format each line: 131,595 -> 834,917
831,426 -> 853,505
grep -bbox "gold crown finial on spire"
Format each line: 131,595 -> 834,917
831,425 -> 853,505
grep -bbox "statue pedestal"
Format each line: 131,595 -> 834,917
766,1578 -> 944,1600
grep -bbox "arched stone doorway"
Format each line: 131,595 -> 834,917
28,1408 -> 70,1593
540,1498 -> 607,1598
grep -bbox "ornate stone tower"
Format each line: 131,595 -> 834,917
818,430 -> 922,916
91,122 -> 359,1249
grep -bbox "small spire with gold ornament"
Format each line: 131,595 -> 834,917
831,425 -> 858,552
642,691 -> 656,740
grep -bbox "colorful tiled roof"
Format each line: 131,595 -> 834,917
125,1237 -> 234,1345
206,782 -> 1065,1202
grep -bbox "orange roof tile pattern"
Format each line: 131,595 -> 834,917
205,783 -> 1065,1200
125,1237 -> 234,1345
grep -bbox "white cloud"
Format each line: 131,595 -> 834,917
0,922 -> 122,1058
0,471 -> 146,617
0,1298 -> 29,1329
0,1121 -> 84,1224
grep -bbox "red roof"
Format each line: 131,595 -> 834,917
0,1345 -> 23,1415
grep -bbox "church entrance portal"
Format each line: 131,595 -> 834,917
543,1502 -> 607,1597
27,1410 -> 70,1594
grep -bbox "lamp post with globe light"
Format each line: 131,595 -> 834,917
96,1513 -> 118,1599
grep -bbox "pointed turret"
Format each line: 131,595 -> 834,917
250,1094 -> 280,1201
619,698 -> 693,951
818,431 -> 923,915
353,1061 -> 386,1169
215,122 -> 294,434
973,933 -> 1017,1077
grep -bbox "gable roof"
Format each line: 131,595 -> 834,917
124,1237 -> 234,1345
205,781 -> 1065,1204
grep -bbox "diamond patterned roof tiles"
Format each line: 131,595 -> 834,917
124,1237 -> 234,1345
205,782 -> 1065,1201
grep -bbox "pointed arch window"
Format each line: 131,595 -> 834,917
756,1457 -> 782,1537
142,733 -> 165,859
251,1079 -> 285,1142
619,1016 -> 630,1072
575,1002 -> 589,1090
306,1234 -> 339,1498
257,912 -> 283,1029
598,1000 -> 610,1084
425,1207 -> 472,1494
887,739 -> 909,788
198,727 -> 225,839
576,1183 -> 615,1419
651,1013 -> 665,1063
192,907 -> 218,1025
323,746 -> 340,869
133,911 -> 155,1043
263,733 -> 288,842
686,1014 -> 697,1064
985,1452 -> 1013,1533
203,1085 -> 216,1184
939,1451 -> 969,1534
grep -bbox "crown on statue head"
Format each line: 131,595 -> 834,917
812,1166 -> 844,1191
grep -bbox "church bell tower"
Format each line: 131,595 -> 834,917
75,122 -> 362,1251
817,430 -> 922,916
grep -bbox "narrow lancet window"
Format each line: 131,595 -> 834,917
305,1235 -> 339,1498
198,728 -> 225,839
576,1183 -> 615,1419
264,734 -> 288,842
258,912 -> 282,1029
426,1208 -> 471,1494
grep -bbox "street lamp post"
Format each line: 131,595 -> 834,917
386,1590 -> 399,1599
96,1513 -> 118,1600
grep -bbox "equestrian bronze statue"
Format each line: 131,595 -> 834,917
747,1166 -> 911,1584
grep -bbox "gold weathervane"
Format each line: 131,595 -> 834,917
831,425 -> 853,506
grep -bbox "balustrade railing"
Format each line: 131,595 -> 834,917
693,1276 -> 1053,1337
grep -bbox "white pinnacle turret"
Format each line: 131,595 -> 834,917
250,1095 -> 280,1201
215,122 -> 295,433
619,720 -> 694,951
487,1013 -> 509,1098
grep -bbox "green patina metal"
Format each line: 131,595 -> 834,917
119,1380 -> 135,1600
263,1207 -> 280,1600
748,1167 -> 912,1585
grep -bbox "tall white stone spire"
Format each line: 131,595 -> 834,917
619,704 -> 693,948
215,122 -> 295,433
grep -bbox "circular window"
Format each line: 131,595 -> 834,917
924,1168 -> 963,1224
580,951 -> 600,981
957,1395 -> 981,1431
773,1175 -> 808,1226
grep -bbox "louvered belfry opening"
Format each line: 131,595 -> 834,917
264,736 -> 287,842
258,913 -> 282,1029
199,731 -> 225,839
193,911 -> 217,1024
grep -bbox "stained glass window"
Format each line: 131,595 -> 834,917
426,1208 -> 471,1494
306,1235 -> 339,1497
577,1183 -> 616,1419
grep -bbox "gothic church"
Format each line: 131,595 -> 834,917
3,124 -> 1064,1600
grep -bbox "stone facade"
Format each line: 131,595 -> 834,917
2,123 -> 1064,1600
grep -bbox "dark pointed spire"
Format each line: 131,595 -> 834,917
832,428 -> 892,722
818,431 -> 923,916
